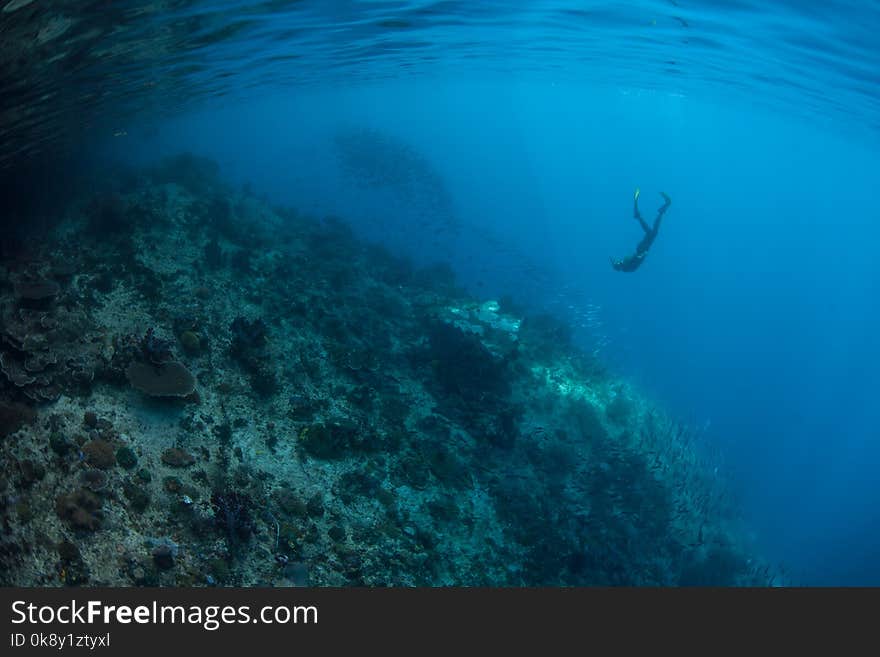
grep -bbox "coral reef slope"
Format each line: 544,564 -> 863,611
0,155 -> 773,587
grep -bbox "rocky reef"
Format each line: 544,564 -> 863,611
0,154 -> 778,587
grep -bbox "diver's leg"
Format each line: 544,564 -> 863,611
633,188 -> 651,233
652,192 -> 671,231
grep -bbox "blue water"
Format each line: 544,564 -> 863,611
5,0 -> 880,584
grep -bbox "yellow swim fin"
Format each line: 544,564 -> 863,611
634,187 -> 641,202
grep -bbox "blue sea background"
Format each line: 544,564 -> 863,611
77,0 -> 880,584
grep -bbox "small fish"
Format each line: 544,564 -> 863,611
113,130 -> 127,137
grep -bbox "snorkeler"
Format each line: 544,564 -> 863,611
610,188 -> 671,272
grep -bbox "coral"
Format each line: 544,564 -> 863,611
230,317 -> 268,351
204,237 -> 224,269
422,320 -> 509,403
137,328 -> 174,366
0,400 -> 36,438
116,446 -> 137,470
274,488 -> 308,518
18,458 -> 45,487
152,545 -> 175,570
57,539 -> 90,586
55,488 -> 103,531
228,316 -> 277,397
125,361 -> 195,398
179,331 -> 201,354
305,493 -> 324,518
519,313 -> 573,354
161,448 -> 195,468
122,481 -> 150,512
281,561 -> 310,586
566,397 -> 608,443
13,277 -> 60,304
49,431 -> 74,455
606,388 -> 634,424
211,490 -> 255,549
0,295 -> 103,402
82,439 -> 116,469
480,405 -> 522,449
298,420 -> 376,460
80,468 -> 109,492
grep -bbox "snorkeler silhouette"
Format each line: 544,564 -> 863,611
610,188 -> 671,272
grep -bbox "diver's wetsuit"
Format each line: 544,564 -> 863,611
611,191 -> 671,272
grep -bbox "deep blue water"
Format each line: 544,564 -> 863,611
5,0 -> 880,584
